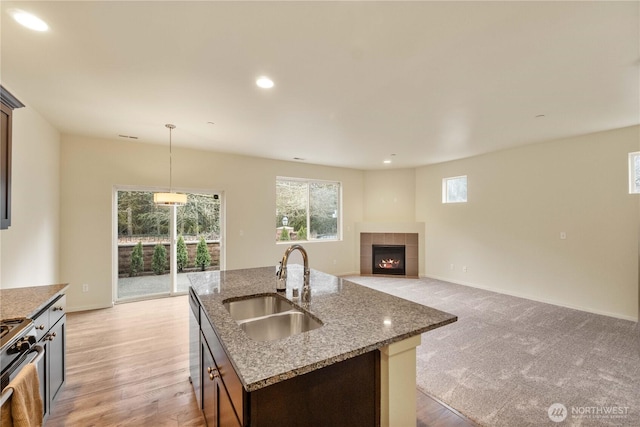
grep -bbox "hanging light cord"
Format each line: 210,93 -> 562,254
166,123 -> 176,192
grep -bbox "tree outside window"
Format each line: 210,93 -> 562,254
276,178 -> 340,242
117,191 -> 220,241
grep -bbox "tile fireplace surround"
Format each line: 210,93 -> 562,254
360,232 -> 419,277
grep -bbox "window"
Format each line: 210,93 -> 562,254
442,175 -> 467,203
276,177 -> 341,242
630,152 -> 640,194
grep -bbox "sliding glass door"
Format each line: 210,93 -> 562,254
115,189 -> 221,302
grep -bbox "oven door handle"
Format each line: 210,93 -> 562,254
0,345 -> 45,407
27,344 -> 45,365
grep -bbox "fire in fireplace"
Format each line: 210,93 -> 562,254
372,245 -> 406,275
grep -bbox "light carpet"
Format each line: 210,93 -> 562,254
342,275 -> 640,427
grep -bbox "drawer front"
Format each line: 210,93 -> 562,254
201,310 -> 244,425
33,308 -> 50,342
48,295 -> 67,326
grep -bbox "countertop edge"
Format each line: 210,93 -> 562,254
28,284 -> 70,318
0,283 -> 70,319
242,315 -> 458,392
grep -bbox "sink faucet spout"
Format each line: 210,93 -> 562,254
276,244 -> 311,304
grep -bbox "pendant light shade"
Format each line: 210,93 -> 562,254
154,192 -> 187,206
154,124 -> 187,206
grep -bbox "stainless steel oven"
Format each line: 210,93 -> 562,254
0,318 -> 44,406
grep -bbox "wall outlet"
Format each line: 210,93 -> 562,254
450,264 -> 454,271
82,283 -> 89,292
560,232 -> 567,240
462,266 -> 467,273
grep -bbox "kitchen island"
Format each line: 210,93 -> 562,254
189,265 -> 456,427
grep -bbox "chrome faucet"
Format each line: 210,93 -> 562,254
276,244 -> 311,303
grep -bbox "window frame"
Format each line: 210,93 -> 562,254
629,152 -> 640,194
442,175 -> 468,204
112,185 -> 225,303
276,176 -> 342,243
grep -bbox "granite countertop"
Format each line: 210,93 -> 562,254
189,266 -> 457,392
0,284 -> 69,319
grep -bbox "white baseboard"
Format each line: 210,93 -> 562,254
67,302 -> 114,313
424,274 -> 638,322
337,270 -> 360,277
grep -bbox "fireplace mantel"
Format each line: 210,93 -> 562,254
360,232 -> 418,277
355,223 -> 424,277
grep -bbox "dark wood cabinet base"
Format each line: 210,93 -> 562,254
248,351 -> 380,427
192,286 -> 380,427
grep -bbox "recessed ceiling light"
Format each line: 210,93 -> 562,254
256,76 -> 274,89
9,9 -> 49,32
383,160 -> 392,164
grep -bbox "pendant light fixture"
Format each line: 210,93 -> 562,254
154,124 -> 187,206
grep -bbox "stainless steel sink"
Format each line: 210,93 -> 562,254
239,311 -> 323,342
223,294 -> 293,321
223,294 -> 323,341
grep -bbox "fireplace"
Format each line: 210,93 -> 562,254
372,245 -> 406,276
360,232 -> 418,277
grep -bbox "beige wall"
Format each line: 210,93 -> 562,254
2,104 -> 637,321
0,101 -> 60,289
360,169 -> 424,273
60,136 -> 363,311
363,169 -> 415,222
416,126 -> 640,320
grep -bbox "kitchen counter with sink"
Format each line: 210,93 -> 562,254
189,264 -> 457,426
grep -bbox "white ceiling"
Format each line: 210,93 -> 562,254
1,1 -> 638,170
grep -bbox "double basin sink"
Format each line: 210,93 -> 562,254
223,294 -> 323,342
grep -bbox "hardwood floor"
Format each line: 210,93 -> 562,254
46,295 -> 476,427
45,296 -> 204,427
417,391 -> 478,427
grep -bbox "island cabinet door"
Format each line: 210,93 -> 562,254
202,335 -> 242,427
248,350 -> 380,427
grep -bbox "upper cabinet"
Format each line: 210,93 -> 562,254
1,85 -> 25,230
